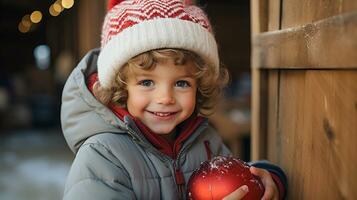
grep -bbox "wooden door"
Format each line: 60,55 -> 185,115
251,0 -> 357,198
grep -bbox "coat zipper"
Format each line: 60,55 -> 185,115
172,123 -> 209,199
174,162 -> 185,200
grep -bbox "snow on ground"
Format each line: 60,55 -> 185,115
0,129 -> 73,200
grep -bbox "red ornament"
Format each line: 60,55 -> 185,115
188,156 -> 264,200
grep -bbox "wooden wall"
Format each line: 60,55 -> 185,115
251,0 -> 357,199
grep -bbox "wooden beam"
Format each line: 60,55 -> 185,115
253,11 -> 357,69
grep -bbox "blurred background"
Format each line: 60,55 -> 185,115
0,0 -> 252,199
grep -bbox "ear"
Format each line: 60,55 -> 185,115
107,0 -> 125,10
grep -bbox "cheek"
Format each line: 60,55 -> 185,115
179,92 -> 196,113
127,91 -> 149,114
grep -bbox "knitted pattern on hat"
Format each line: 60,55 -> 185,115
98,0 -> 219,88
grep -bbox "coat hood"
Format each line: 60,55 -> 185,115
61,49 -> 126,153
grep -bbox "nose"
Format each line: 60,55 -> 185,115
156,86 -> 175,105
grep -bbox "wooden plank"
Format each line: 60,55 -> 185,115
275,70 -> 357,199
305,70 -> 357,199
253,11 -> 357,69
251,0 -> 268,35
281,0 -> 357,28
274,71 -> 307,200
266,70 -> 280,163
251,0 -> 269,160
268,0 -> 282,31
251,69 -> 268,160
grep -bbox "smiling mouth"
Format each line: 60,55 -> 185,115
148,111 -> 178,117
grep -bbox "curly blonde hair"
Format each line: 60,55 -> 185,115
93,49 -> 229,116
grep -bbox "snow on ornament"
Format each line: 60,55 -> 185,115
187,156 -> 264,200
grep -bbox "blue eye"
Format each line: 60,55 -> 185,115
139,80 -> 154,87
176,80 -> 190,88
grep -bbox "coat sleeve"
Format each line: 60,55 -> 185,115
248,160 -> 287,200
63,142 -> 136,200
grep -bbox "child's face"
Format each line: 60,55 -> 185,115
126,59 -> 197,136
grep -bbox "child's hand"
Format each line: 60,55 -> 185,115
250,166 -> 279,200
222,166 -> 279,200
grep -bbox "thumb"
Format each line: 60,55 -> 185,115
222,185 -> 249,200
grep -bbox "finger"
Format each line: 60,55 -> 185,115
260,184 -> 274,200
250,167 -> 278,200
250,166 -> 268,178
250,167 -> 271,186
262,184 -> 279,200
222,185 -> 249,200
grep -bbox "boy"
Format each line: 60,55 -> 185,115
61,0 -> 286,199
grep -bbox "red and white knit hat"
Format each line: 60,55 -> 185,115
97,0 -> 219,88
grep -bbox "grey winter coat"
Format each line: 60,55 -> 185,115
61,49 -> 231,200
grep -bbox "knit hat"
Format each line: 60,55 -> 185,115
97,0 -> 219,89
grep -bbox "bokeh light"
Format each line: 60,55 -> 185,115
62,0 -> 75,9
49,5 -> 61,16
30,11 -> 42,23
21,15 -> 32,28
53,2 -> 63,13
34,45 -> 51,70
18,22 -> 30,33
